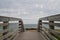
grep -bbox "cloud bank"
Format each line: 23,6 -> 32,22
0,0 -> 60,24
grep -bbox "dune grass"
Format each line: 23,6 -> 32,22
0,34 -> 2,38
25,28 -> 37,30
51,29 -> 60,40
55,29 -> 60,32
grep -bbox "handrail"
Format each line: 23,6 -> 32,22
49,29 -> 60,35
42,26 -> 57,40
0,29 -> 8,34
43,26 -> 60,36
0,30 -> 18,40
0,15 -> 23,40
41,31 -> 50,40
42,30 -> 57,40
7,30 -> 18,40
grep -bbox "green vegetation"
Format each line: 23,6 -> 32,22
0,34 -> 2,37
52,34 -> 60,40
25,28 -> 37,30
49,29 -> 60,40
55,29 -> 60,32
8,35 -> 12,38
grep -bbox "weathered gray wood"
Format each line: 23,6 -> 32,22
0,29 -> 8,34
48,29 -> 60,37
0,15 -> 22,40
42,30 -> 57,40
0,16 -> 22,40
14,31 -> 46,40
43,27 -> 60,39
3,21 -> 9,38
19,21 -> 24,32
38,20 -> 42,32
42,27 -> 57,40
49,21 -> 54,30
40,14 -> 60,21
0,30 -> 18,40
7,30 -> 18,40
0,16 -> 22,21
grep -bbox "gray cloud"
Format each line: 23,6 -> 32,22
0,0 -> 60,24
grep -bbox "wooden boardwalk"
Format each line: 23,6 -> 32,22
14,30 -> 46,40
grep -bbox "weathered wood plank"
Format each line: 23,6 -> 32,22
0,16 -> 22,21
40,14 -> 60,21
14,31 -> 46,40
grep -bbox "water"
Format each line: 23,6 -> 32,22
8,23 -> 19,32
24,24 -> 37,28
0,23 -> 60,32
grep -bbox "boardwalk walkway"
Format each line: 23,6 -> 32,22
14,30 -> 46,40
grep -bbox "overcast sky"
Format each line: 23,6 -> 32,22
0,0 -> 60,24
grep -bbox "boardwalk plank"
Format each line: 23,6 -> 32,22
14,30 -> 46,40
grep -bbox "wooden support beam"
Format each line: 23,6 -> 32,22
49,21 -> 55,35
3,21 -> 9,35
21,21 -> 24,32
49,21 -> 54,30
3,21 -> 9,40
19,21 -> 24,32
38,20 -> 42,32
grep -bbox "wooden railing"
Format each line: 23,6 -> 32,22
38,23 -> 60,40
38,14 -> 60,40
0,30 -> 18,40
0,16 -> 24,40
0,21 -> 24,40
42,26 -> 58,40
0,24 -> 24,40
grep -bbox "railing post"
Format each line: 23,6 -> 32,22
21,21 -> 24,32
49,21 -> 54,30
49,21 -> 54,35
3,21 -> 9,40
38,20 -> 42,32
19,21 -> 24,32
